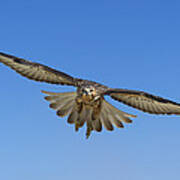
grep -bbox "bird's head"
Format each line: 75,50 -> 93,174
80,86 -> 99,102
82,86 -> 96,96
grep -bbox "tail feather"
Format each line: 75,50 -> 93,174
103,100 -> 135,124
42,90 -> 137,139
78,107 -> 90,127
42,90 -> 77,118
99,100 -> 137,130
42,90 -> 76,102
56,101 -> 74,117
67,108 -> 78,124
100,105 -> 114,131
49,97 -> 74,110
92,118 -> 102,132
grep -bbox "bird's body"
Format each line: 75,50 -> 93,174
0,52 -> 180,138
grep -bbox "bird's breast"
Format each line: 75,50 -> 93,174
82,94 -> 93,102
79,94 -> 101,106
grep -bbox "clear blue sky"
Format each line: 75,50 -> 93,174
0,0 -> 180,180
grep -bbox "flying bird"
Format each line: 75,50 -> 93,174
1,52 -> 180,138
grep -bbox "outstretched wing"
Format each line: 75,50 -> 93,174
105,89 -> 180,115
0,52 -> 78,86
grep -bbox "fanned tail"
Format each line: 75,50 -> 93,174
41,90 -> 77,117
98,100 -> 137,131
42,90 -> 94,138
41,91 -> 137,139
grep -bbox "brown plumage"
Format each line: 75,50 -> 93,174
1,52 -> 180,138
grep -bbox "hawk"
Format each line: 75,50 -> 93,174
1,52 -> 180,138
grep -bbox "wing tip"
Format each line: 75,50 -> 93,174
0,52 -> 14,58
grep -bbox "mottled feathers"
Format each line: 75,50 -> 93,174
42,90 -> 135,138
0,52 -> 77,86
105,89 -> 180,115
1,52 -> 180,139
